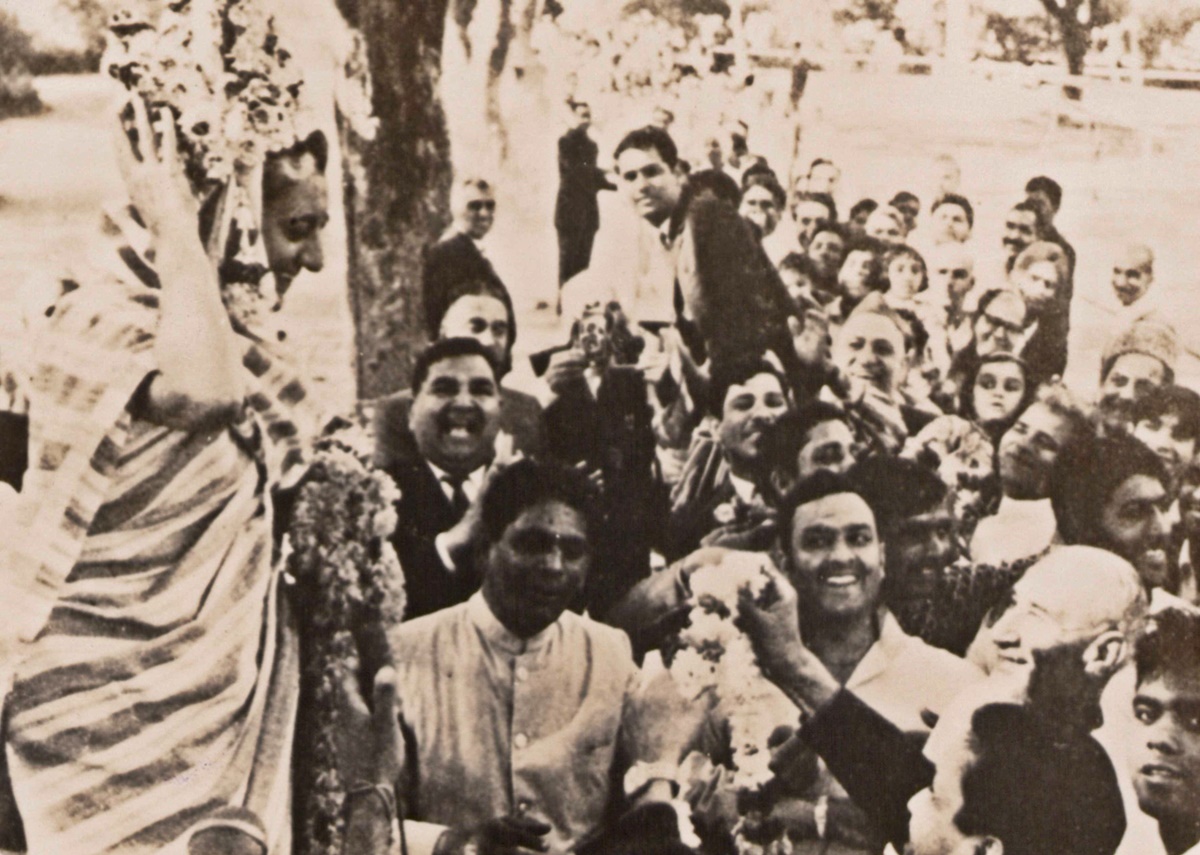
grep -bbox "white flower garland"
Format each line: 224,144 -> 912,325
668,550 -> 795,855
106,0 -> 305,186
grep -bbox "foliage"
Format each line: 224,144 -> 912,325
288,426 -> 405,855
983,12 -> 1058,65
1135,0 -> 1200,67
0,11 -> 43,118
832,0 -> 898,30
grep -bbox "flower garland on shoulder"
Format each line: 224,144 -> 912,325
667,550 -> 795,855
285,417 -> 405,855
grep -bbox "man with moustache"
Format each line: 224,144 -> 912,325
970,381 -> 1092,566
1000,199 -> 1046,274
739,545 -> 1144,855
384,337 -> 505,618
1098,318 -> 1179,436
1052,432 -> 1178,598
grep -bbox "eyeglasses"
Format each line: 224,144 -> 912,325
467,200 -> 496,212
979,312 -> 1024,334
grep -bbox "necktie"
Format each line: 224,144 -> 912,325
445,475 -> 470,522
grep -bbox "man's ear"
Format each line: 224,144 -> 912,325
1083,629 -> 1126,679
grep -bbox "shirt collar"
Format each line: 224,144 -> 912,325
426,460 -> 487,500
846,609 -> 908,690
466,591 -> 557,656
728,473 -> 759,506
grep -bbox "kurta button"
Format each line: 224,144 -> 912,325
514,733 -> 529,749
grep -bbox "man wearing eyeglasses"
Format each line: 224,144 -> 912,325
422,177 -> 510,337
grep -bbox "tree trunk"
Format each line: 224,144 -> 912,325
336,0 -> 453,399
1061,16 -> 1089,75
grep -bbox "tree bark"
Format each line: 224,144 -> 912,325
336,0 -> 453,399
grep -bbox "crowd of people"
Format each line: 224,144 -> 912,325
1,46 -> 1199,855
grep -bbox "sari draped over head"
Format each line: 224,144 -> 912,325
1,182 -> 326,853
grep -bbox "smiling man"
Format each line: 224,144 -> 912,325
737,545 -> 1143,855
666,360 -> 791,560
1052,432 -> 1177,596
384,337 -> 503,618
679,468 -> 977,853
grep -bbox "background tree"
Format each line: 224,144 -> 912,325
334,0 -> 453,399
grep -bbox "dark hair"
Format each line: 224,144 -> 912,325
808,157 -> 836,175
1051,432 -> 1167,548
933,193 -> 974,229
1025,175 -> 1063,211
795,400 -> 850,445
614,125 -> 678,170
707,356 -> 789,418
840,235 -> 887,294
1132,384 -> 1200,444
479,458 -> 598,547
1136,607 -> 1200,686
848,198 -> 878,221
810,220 -> 847,246
794,190 -> 838,224
890,191 -> 920,209
779,456 -> 947,549
1010,199 -> 1048,236
742,169 -> 786,209
882,244 -> 928,294
779,252 -> 821,280
411,337 -> 499,396
975,287 -> 1024,318
963,354 -> 1037,432
431,277 -> 518,351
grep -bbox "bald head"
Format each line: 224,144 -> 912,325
1112,243 -> 1155,307
969,546 -> 1147,683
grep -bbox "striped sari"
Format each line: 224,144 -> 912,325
3,208 -> 322,854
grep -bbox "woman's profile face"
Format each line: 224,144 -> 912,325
972,360 -> 1027,425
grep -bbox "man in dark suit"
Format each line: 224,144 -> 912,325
373,278 -> 544,470
422,177 -> 506,337
383,338 -> 504,619
542,303 -> 666,616
555,101 -> 614,286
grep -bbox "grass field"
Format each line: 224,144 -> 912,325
3,68 -> 1199,407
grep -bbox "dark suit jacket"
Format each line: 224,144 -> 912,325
555,127 -> 613,236
383,456 -> 482,620
544,366 -> 667,615
0,411 -> 27,490
421,232 -> 508,337
371,386 -> 544,471
803,692 -> 1125,855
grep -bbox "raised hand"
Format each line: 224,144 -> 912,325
115,96 -> 202,244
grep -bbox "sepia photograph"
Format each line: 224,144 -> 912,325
0,0 -> 1198,853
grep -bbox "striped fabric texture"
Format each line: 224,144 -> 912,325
2,208 -> 323,853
